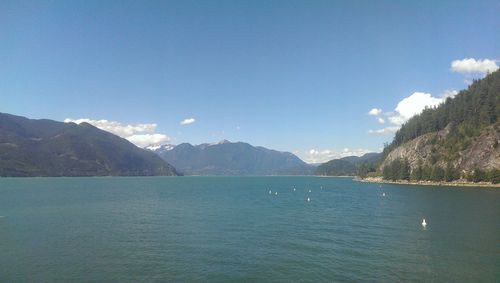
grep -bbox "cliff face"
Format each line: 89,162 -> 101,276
459,124 -> 500,171
380,123 -> 499,174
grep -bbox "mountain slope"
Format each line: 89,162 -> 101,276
315,153 -> 381,176
153,141 -> 314,175
381,124 -> 499,172
0,113 -> 178,176
379,69 -> 500,182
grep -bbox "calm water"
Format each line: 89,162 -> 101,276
0,177 -> 498,282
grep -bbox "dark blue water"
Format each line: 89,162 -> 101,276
0,177 -> 498,282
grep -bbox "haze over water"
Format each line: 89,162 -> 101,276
0,177 -> 498,282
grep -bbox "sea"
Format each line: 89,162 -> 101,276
0,176 -> 498,282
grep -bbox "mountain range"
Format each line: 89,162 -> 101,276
0,113 -> 178,177
315,153 -> 381,176
0,112 -> 416,178
153,140 -> 315,176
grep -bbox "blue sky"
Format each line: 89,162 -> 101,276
1,0 -> 499,163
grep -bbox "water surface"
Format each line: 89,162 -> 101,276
0,177 -> 498,282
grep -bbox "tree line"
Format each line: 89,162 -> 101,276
382,158 -> 500,184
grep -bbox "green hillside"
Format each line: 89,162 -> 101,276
0,113 -> 179,177
380,70 -> 500,183
315,153 -> 381,176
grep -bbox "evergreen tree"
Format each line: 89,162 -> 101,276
431,166 -> 445,181
411,164 -> 423,181
472,168 -> 486,182
400,159 -> 410,180
444,163 -> 459,182
382,158 -> 410,181
421,165 -> 432,181
488,169 -> 500,184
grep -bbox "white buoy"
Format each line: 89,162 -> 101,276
308,189 -> 311,193
269,190 -> 272,194
422,219 -> 427,227
275,192 -> 278,196
382,192 -> 386,197
293,187 -> 296,191
307,197 -> 311,202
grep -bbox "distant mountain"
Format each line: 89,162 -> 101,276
315,153 -> 381,176
0,113 -> 178,176
153,140 -> 314,175
339,153 -> 382,165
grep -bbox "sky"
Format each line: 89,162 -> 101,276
1,0 -> 499,163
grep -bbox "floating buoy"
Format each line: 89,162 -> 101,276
275,192 -> 278,196
308,189 -> 311,193
422,219 -> 427,227
293,187 -> 296,191
269,190 -> 272,194
382,192 -> 386,197
307,197 -> 311,202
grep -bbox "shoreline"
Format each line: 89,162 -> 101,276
355,176 -> 500,188
315,175 -> 354,178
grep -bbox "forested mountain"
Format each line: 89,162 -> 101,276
379,70 -> 500,183
315,153 -> 381,176
0,113 -> 178,176
153,140 -> 314,175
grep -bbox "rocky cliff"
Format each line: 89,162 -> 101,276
380,123 -> 499,175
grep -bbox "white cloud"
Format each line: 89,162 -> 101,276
299,148 -> 376,164
64,118 -> 171,148
394,92 -> 441,121
387,115 -> 405,126
368,108 -> 382,116
64,118 -> 158,137
126,134 -> 170,148
441,89 -> 459,99
368,92 -> 443,134
451,58 -> 498,74
377,117 -> 385,124
180,118 -> 196,125
367,127 -> 399,135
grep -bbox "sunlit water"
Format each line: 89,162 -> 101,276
0,176 -> 498,282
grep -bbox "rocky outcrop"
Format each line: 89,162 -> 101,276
459,124 -> 500,171
380,124 -> 500,173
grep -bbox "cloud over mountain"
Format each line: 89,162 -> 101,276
300,148 -> 375,164
64,118 -> 170,148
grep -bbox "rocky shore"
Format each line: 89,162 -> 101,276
355,176 -> 500,188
